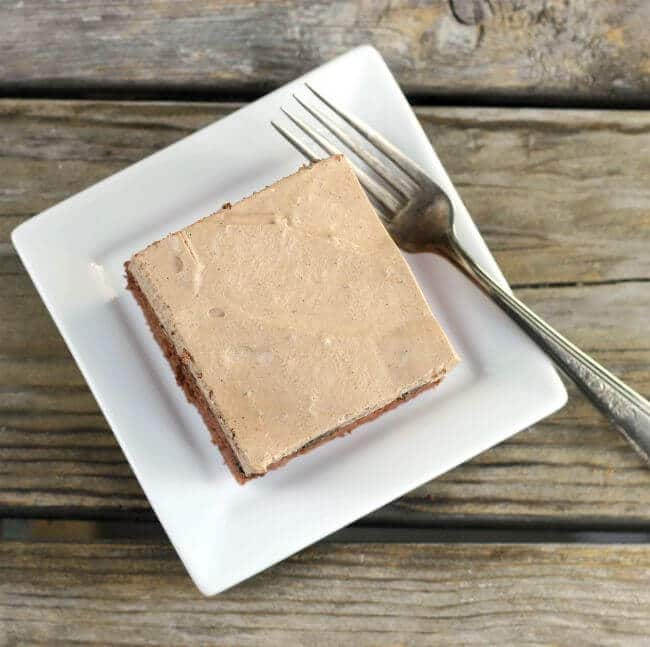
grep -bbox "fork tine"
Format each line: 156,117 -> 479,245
281,107 -> 340,158
292,94 -> 414,197
280,108 -> 402,214
271,120 -> 322,162
353,166 -> 402,216
305,83 -> 429,183
366,194 -> 393,224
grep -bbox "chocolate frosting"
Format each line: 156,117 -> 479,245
128,156 -> 459,475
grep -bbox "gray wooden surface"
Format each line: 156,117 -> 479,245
1,100 -> 648,523
2,1 -> 650,105
2,1 -> 650,641
3,539 -> 650,645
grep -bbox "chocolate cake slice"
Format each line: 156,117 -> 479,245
126,155 -> 459,483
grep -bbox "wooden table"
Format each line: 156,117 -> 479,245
2,2 -> 649,644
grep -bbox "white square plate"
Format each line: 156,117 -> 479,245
12,46 -> 566,595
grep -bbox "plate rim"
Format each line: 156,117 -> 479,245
11,44 -> 568,595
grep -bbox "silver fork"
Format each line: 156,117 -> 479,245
272,84 -> 650,461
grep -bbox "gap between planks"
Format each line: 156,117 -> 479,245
3,518 -> 650,545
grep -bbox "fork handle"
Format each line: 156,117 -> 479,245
449,237 -> 650,461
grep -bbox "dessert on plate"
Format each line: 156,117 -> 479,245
125,155 -> 458,482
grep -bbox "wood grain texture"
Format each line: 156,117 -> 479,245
3,100 -> 650,284
2,1 -> 650,104
2,280 -> 648,520
1,100 -> 648,521
2,540 -> 650,645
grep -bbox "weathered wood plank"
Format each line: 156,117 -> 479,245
2,540 -> 650,644
3,1 -> 650,105
1,100 -> 648,522
422,108 -> 650,284
1,273 -> 648,520
2,100 -> 650,283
